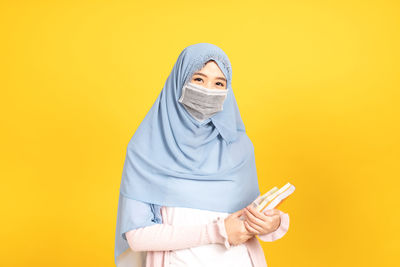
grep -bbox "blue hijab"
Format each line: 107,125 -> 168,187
114,43 -> 260,266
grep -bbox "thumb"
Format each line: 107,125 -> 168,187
264,209 -> 280,216
264,209 -> 274,216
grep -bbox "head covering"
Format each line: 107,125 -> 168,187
114,42 -> 260,265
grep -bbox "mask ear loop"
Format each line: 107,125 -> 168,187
178,81 -> 188,103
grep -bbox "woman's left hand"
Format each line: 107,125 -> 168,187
243,205 -> 281,235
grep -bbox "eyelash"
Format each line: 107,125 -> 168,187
194,78 -> 225,87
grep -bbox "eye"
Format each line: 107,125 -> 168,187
194,77 -> 203,82
216,82 -> 225,87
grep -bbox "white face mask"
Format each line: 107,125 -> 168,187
178,82 -> 228,122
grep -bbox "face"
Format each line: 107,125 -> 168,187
190,60 -> 227,90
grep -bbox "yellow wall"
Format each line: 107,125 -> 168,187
1,0 -> 399,266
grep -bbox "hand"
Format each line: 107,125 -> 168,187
243,205 -> 281,235
224,209 -> 254,246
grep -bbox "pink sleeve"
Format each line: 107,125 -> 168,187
125,217 -> 231,252
258,210 -> 290,242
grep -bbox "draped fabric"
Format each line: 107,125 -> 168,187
115,43 -> 260,266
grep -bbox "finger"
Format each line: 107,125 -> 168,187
244,207 -> 265,227
245,218 -> 264,234
265,215 -> 280,232
247,205 -> 269,221
273,214 -> 281,228
243,220 -> 260,235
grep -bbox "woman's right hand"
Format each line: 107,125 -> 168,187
224,208 -> 254,246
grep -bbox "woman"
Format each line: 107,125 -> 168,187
114,43 -> 290,267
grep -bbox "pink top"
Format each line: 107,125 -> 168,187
125,206 -> 290,267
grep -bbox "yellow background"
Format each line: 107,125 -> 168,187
1,0 -> 399,266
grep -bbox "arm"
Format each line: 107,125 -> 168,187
125,217 -> 231,252
258,210 -> 290,242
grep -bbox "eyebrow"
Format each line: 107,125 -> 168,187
193,72 -> 227,82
